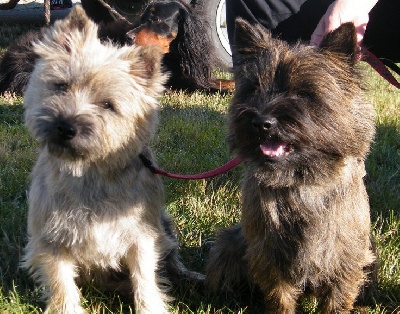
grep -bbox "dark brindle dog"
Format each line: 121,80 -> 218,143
206,19 -> 376,313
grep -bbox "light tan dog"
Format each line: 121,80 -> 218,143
21,6 -> 201,314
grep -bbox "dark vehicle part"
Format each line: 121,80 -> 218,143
81,0 -> 149,24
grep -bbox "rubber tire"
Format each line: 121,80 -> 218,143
202,0 -> 232,70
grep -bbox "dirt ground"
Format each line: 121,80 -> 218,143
0,0 -> 81,23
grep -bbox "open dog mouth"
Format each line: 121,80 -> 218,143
259,138 -> 293,159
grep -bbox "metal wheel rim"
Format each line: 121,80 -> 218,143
216,0 -> 232,55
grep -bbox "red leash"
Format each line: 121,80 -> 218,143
362,48 -> 400,89
139,154 -> 242,180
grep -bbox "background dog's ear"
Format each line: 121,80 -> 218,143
178,5 -> 189,22
319,22 -> 358,65
173,2 -> 215,88
232,18 -> 276,65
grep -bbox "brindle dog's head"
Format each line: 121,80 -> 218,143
228,19 -> 375,187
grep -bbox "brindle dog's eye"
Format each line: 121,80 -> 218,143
296,90 -> 312,99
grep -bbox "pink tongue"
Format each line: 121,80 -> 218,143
260,142 -> 288,158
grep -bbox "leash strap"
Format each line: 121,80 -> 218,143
362,48 -> 400,89
139,154 -> 242,180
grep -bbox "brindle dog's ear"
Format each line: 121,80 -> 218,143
233,18 -> 268,49
232,18 -> 276,65
319,22 -> 358,65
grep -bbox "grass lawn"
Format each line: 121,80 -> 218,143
0,22 -> 399,313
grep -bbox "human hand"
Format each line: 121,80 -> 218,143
310,0 -> 378,47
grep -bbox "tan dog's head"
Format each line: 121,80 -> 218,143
23,6 -> 167,176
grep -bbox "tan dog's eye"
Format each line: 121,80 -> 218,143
54,83 -> 68,92
101,101 -> 114,111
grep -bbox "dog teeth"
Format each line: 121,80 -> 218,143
260,143 -> 290,158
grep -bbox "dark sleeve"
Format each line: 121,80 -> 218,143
226,0 -> 334,44
363,0 -> 400,62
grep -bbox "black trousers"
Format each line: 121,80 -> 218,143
226,0 -> 400,62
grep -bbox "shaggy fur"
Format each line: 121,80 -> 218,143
206,19 -> 376,313
21,7 -> 202,314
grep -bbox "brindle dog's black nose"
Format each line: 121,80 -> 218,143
252,115 -> 277,133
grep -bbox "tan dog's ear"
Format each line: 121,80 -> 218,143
125,46 -> 168,89
137,46 -> 163,79
319,22 -> 358,65
59,5 -> 91,32
35,6 -> 97,56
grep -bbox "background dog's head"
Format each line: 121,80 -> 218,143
228,19 -> 375,186
127,0 -> 188,53
23,6 -> 167,176
126,0 -> 216,90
